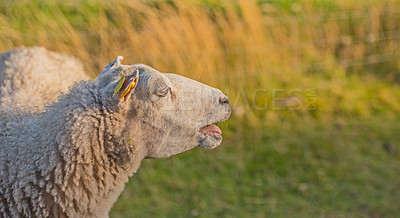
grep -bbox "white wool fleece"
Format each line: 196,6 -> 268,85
0,47 -> 89,111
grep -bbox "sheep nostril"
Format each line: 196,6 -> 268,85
219,97 -> 229,105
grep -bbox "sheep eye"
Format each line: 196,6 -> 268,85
156,87 -> 170,97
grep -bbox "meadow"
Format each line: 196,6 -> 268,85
1,0 -> 400,217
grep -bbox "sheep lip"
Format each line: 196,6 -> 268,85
198,125 -> 223,149
199,124 -> 222,136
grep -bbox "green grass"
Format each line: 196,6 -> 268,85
111,117 -> 400,217
0,0 -> 400,217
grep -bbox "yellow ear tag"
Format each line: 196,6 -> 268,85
112,75 -> 126,97
119,81 -> 136,101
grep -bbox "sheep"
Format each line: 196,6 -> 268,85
0,47 -> 89,111
0,56 -> 231,217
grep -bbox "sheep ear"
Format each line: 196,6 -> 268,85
100,56 -> 124,74
111,56 -> 124,68
114,69 -> 139,102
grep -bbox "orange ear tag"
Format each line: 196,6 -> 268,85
119,80 -> 136,101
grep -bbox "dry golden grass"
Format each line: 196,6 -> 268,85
1,0 -> 400,123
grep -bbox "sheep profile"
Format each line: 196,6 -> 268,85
0,47 -> 89,111
0,55 -> 231,217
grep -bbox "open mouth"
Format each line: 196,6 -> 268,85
198,124 -> 223,149
199,124 -> 222,137
197,108 -> 230,149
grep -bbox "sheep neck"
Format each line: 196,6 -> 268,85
32,82 -> 147,217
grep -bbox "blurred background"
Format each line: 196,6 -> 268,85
1,0 -> 400,217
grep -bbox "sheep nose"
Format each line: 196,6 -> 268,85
219,96 -> 229,105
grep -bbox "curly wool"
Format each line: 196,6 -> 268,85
0,80 -> 144,217
0,47 -> 89,111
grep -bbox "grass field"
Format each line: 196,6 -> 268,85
1,0 -> 400,217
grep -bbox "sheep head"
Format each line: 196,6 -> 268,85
94,57 -> 231,159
